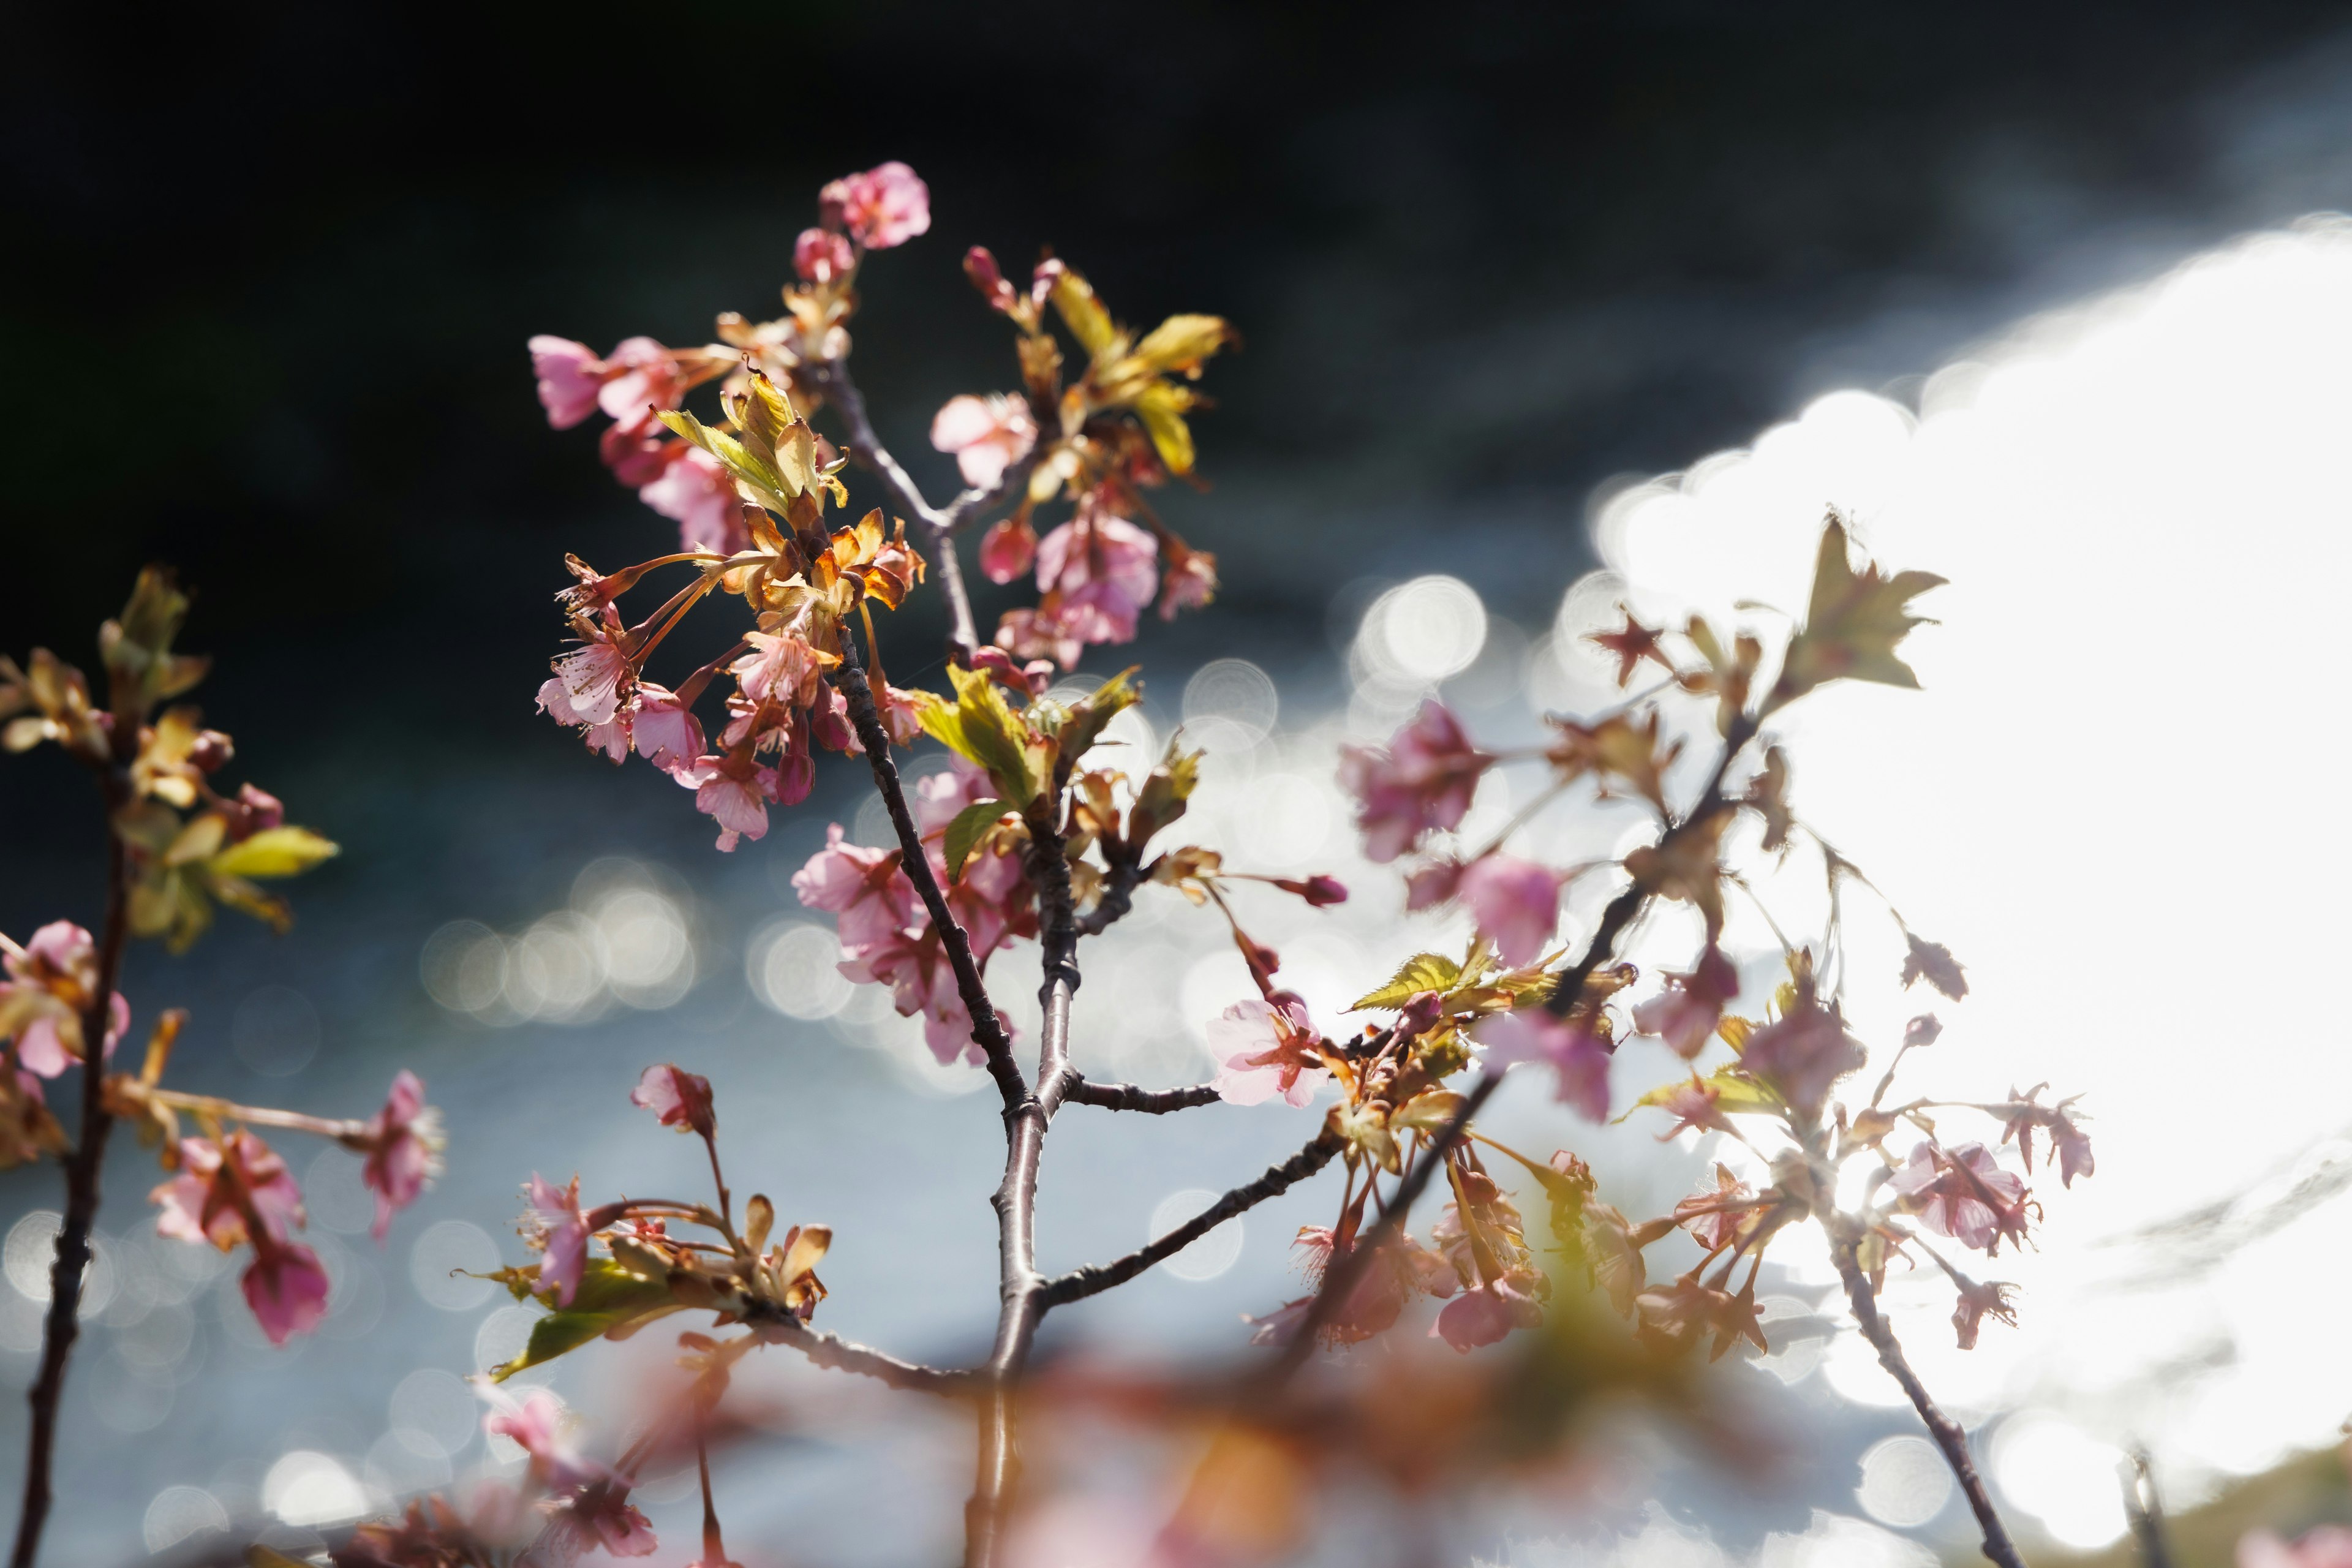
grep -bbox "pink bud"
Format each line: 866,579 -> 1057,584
794,227 -> 855,285
978,517 -> 1038,585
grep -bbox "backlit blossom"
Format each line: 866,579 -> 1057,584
242,1240 -> 331,1347
1890,1141 -> 2031,1254
978,517 -> 1037,585
818,161 -> 930,249
1033,503 -> 1158,649
674,753 -> 777,852
359,1069 -> 444,1241
1476,1008 -> 1612,1121
629,1064 -> 714,1139
482,1387 -> 608,1493
1631,945 -> 1740,1060
794,226 -> 855,285
1951,1276 -> 2019,1349
931,393 -> 1037,490
639,446 -> 746,557
1740,1000 -> 1864,1115
793,826 -> 919,950
1457,855 -> 1569,966
1337,701 -> 1493,862
525,1173 -> 592,1306
1209,998 -> 1327,1108
1,921 -> 123,1077
1432,1273 -> 1545,1352
546,639 -> 630,729
993,608 -> 1081,671
731,631 -> 825,712
528,336 -> 605,429
628,684 -> 704,775
595,337 -> 687,429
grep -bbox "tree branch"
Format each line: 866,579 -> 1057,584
1830,1232 -> 2027,1568
809,359 -> 1036,663
829,645 -> 1029,1120
1061,1075 -> 1223,1115
1075,858 -> 1148,938
748,1316 -> 974,1398
1041,1132 -> 1341,1306
13,761 -> 132,1568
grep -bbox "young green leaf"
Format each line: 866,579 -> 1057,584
1351,952 -> 1463,1012
943,799 -> 1008,883
1771,517 -> 1945,705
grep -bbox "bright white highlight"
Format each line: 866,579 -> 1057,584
1148,1188 -> 1245,1282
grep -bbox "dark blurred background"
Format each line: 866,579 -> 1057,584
10,3 -> 2352,1562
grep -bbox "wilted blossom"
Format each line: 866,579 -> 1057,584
1338,701 -> 1493,862
359,1069 -> 445,1241
629,1063 -> 714,1139
818,161 -> 931,249
1476,1008 -> 1613,1121
1210,998 -> 1327,1107
1950,1276 -> 2019,1349
930,393 -> 1037,490
1890,1141 -> 2030,1254
1456,855 -> 1569,967
1739,998 -> 1864,1115
1631,945 -> 1740,1060
794,226 -> 856,285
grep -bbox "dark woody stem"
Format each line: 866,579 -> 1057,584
1039,1132 -> 1341,1306
810,359 -> 1039,663
12,746 -> 134,1568
829,638 -> 1027,1117
1828,1229 -> 2027,1568
1061,1075 -> 1222,1114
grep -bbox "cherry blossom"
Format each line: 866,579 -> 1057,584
1157,540 -> 1218,620
628,684 -> 704,776
483,1387 -> 609,1493
527,336 -> 605,429
639,447 -> 745,557
1890,1141 -> 2030,1254
794,227 -> 856,285
818,161 -> 931,249
978,517 -> 1037,585
1337,701 -> 1493,862
1457,856 -> 1569,967
1208,998 -> 1327,1108
525,1173 -> 594,1306
793,827 -> 919,951
595,337 -> 688,429
1033,502 -> 1158,650
153,1131 -> 306,1250
630,1064 -> 715,1139
1740,1000 -> 1864,1115
359,1070 -> 445,1241
2238,1528 -> 2352,1568
242,1240 -> 331,1347
1432,1273 -> 1545,1352
931,393 -> 1037,490
1630,946 -> 1740,1060
1476,1008 -> 1612,1120
674,753 -> 778,852
545,637 -> 630,730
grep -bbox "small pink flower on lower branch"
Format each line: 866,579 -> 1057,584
978,517 -> 1038,585
1337,701 -> 1493,863
358,1069 -> 445,1240
1475,1007 -> 1613,1121
481,1386 -> 613,1494
1431,1273 -> 1545,1352
792,826 -> 919,951
527,336 -> 605,429
153,1130 -> 305,1250
521,1174 -> 594,1306
1209,998 -> 1328,1107
1890,1140 -> 2034,1254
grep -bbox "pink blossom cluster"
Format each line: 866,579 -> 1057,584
793,762 -> 1036,1062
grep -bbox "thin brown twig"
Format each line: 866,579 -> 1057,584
1040,1132 -> 1341,1306
12,759 -> 132,1568
1061,1075 -> 1223,1114
829,644 -> 1028,1118
745,1316 -> 974,1396
1828,1231 -> 2027,1568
